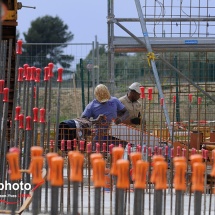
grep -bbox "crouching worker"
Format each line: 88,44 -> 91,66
81,84 -> 129,150
58,117 -> 92,151
119,82 -> 142,128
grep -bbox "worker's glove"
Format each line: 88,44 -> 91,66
114,117 -> 122,125
91,114 -> 107,124
95,114 -> 106,122
130,117 -> 141,125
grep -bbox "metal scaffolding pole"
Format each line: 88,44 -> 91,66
134,0 -> 173,138
107,0 -> 115,95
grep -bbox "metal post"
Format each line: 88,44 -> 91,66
88,70 -> 90,103
107,0 -> 115,95
92,41 -> 95,97
174,56 -> 181,122
95,36 -> 100,85
80,58 -> 85,111
87,62 -> 93,104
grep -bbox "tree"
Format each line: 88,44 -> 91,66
22,15 -> 74,68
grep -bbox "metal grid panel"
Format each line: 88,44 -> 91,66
141,0 -> 215,38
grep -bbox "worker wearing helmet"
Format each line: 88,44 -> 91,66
82,84 -> 129,125
119,82 -> 142,127
81,84 -> 129,148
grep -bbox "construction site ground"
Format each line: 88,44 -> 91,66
17,186 -> 215,215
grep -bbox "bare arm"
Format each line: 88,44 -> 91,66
115,108 -> 129,124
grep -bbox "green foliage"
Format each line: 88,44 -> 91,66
22,15 -> 74,68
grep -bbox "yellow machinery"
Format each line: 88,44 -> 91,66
2,0 -> 18,116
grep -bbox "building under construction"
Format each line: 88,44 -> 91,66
1,0 -> 215,214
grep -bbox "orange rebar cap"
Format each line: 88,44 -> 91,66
31,146 -> 43,157
50,156 -> 64,186
190,154 -> 203,167
130,152 -> 142,181
46,152 -> 58,181
150,155 -> 165,183
116,159 -> 129,189
110,147 -> 124,176
6,149 -> 22,181
173,156 -> 186,164
93,158 -> 106,188
69,151 -> 84,182
154,161 -> 168,190
134,160 -> 149,189
90,153 -> 103,182
29,156 -> 44,185
173,159 -> 187,191
210,150 -> 215,177
191,162 -> 205,192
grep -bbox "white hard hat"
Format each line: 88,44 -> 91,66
128,82 -> 141,94
94,84 -> 111,103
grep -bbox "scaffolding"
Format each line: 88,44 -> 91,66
107,0 -> 215,88
107,0 -> 215,142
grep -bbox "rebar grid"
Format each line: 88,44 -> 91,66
141,0 -> 215,37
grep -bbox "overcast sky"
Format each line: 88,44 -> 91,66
17,0 -> 140,44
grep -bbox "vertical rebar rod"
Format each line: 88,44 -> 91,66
208,177 -> 214,215
21,65 -> 27,120
33,68 -> 41,146
133,188 -> 142,214
67,160 -> 71,214
94,187 -> 101,215
29,72 -> 35,144
46,63 -> 54,152
72,181 -> 79,215
170,96 -> 176,215
203,151 -> 207,215
14,72 -> 23,148
147,148 -> 152,215
114,176 -> 118,215
0,41 -> 7,150
51,186 -> 59,215
0,89 -> 9,195
175,190 -> 183,215
81,161 -> 84,215
159,98 -> 163,147
54,68 -> 63,153
38,109 -> 46,212
10,40 -> 21,148
154,190 -> 163,215
24,117 -> 32,193
44,149 -> 49,213
87,151 -> 91,215
110,153 -> 113,215
32,184 -> 40,215
22,68 -> 31,171
118,189 -> 124,215
194,191 -> 202,215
